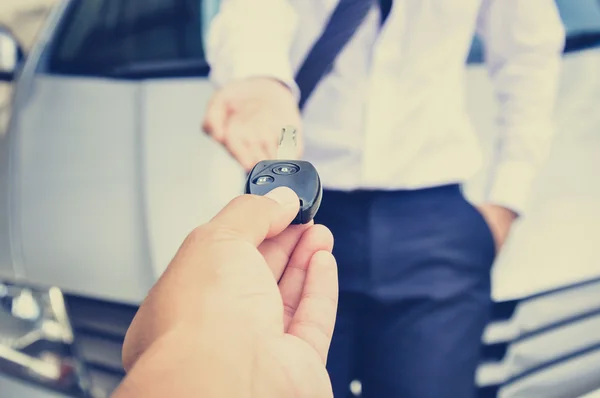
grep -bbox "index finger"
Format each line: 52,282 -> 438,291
287,250 -> 338,364
207,187 -> 300,247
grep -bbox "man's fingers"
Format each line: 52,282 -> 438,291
207,187 -> 300,247
202,95 -> 228,141
226,117 -> 271,171
226,136 -> 262,172
287,250 -> 338,365
278,225 -> 334,330
258,223 -> 313,281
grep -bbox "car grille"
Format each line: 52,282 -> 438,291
63,295 -> 138,398
60,295 -> 517,398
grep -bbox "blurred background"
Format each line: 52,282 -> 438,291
1,1 -> 56,124
0,1 -> 599,397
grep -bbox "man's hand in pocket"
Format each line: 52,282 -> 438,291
202,77 -> 303,171
476,204 -> 518,252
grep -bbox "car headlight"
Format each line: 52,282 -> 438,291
0,282 -> 88,396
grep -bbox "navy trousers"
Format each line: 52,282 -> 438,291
314,185 -> 497,398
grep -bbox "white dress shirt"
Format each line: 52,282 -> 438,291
206,0 -> 566,215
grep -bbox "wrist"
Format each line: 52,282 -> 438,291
226,75 -> 297,102
118,328 -> 255,397
264,77 -> 294,92
477,203 -> 517,251
251,76 -> 295,95
487,204 -> 518,219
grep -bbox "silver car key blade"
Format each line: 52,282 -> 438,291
276,125 -> 298,160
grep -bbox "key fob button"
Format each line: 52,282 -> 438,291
253,175 -> 275,185
272,163 -> 299,175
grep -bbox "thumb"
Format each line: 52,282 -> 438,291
207,187 -> 300,247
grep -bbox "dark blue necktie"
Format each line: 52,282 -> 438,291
379,0 -> 392,24
295,0 -> 393,110
295,0 -> 375,110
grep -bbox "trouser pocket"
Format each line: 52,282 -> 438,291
460,194 -> 498,265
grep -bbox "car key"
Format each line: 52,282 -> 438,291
244,126 -> 323,224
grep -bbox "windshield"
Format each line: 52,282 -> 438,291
44,0 -> 600,78
45,0 -> 209,79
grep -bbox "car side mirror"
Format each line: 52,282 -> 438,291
0,26 -> 25,82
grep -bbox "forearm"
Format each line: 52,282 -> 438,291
478,0 -> 566,215
206,0 -> 299,96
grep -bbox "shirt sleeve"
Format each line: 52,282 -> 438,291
476,0 -> 566,216
205,0 -> 300,99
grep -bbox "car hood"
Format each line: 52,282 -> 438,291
4,75 -> 245,303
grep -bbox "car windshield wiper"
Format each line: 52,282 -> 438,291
564,31 -> 600,53
47,58 -> 211,79
105,58 -> 211,79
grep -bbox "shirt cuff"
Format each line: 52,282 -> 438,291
485,160 -> 537,218
206,1 -> 301,102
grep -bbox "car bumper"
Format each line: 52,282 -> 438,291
0,373 -> 70,398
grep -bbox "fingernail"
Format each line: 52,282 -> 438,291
265,186 -> 298,207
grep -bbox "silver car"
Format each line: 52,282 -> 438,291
0,1 -> 599,397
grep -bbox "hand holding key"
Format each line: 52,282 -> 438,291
202,77 -> 303,170
116,187 -> 337,398
245,126 -> 323,225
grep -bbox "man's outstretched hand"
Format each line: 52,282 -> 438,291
112,187 -> 337,398
202,77 -> 303,171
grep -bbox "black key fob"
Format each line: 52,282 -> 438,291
245,160 -> 323,224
